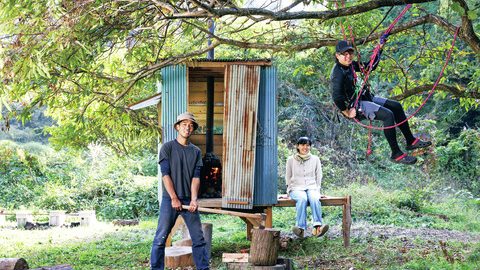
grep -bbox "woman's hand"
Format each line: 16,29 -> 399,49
342,108 -> 356,119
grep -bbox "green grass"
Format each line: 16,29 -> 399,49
1,183 -> 479,269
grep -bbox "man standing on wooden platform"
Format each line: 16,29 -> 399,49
150,112 -> 210,270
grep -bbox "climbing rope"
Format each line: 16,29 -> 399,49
332,2 -> 460,155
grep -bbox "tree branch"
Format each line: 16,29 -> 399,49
392,83 -> 480,100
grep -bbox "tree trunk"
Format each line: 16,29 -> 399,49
30,265 -> 73,270
0,258 -> 29,270
249,228 -> 280,266
164,246 -> 194,268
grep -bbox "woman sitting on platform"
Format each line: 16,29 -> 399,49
285,136 -> 329,238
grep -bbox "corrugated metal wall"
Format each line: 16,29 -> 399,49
161,65 -> 188,143
253,66 -> 278,206
222,65 -> 260,209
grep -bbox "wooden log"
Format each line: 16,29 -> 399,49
222,253 -> 249,263
172,238 -> 193,247
249,228 -> 280,266
164,246 -> 194,268
30,264 -> 73,270
227,262 -> 285,270
177,223 -> 213,259
0,258 -> 29,270
112,219 -> 139,226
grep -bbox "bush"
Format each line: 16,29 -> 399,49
434,129 -> 480,195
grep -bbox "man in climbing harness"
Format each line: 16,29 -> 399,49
330,37 -> 431,165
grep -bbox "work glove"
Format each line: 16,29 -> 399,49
380,33 -> 390,44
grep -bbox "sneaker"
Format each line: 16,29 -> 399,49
313,225 -> 329,237
292,226 -> 304,238
406,138 -> 432,150
391,153 -> 417,165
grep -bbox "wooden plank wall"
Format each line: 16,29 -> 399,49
188,80 -> 224,159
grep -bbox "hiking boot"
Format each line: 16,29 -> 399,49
313,225 -> 329,237
292,226 -> 304,238
391,153 -> 417,165
406,138 -> 432,150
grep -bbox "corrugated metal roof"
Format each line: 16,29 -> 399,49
222,65 -> 261,209
127,93 -> 161,110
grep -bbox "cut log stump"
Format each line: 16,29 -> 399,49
30,264 -> 73,270
0,258 -> 29,270
249,228 -> 280,266
164,246 -> 194,269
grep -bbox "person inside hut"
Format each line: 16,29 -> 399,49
331,38 -> 432,164
150,112 -> 210,270
285,136 -> 329,238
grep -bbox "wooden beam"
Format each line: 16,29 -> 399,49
186,61 -> 272,68
182,205 -> 265,224
275,195 -> 348,207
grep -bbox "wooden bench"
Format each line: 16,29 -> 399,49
274,195 -> 352,247
195,195 -> 352,248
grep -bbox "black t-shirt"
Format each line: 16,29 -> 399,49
158,139 -> 203,199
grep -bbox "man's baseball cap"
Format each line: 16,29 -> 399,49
336,40 -> 354,53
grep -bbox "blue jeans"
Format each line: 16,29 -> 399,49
150,197 -> 210,270
289,189 -> 323,230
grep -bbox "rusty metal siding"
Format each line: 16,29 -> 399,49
253,66 -> 278,206
161,65 -> 188,143
222,65 -> 261,209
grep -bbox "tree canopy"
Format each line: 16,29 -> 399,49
0,0 -> 478,152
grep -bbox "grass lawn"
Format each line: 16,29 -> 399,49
1,185 -> 480,269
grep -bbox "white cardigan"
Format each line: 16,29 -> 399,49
285,155 -> 322,194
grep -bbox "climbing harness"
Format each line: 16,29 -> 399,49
334,2 -> 460,156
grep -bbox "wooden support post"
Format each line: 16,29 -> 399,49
0,258 -> 29,270
342,196 -> 352,247
264,207 -> 273,228
249,228 -> 280,266
240,217 -> 254,240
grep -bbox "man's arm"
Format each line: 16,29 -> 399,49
189,177 -> 201,212
162,175 -> 181,211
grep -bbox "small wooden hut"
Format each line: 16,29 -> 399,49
130,59 -> 278,210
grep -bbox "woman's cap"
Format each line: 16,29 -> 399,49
296,136 -> 312,145
174,112 -> 199,130
336,40 -> 354,53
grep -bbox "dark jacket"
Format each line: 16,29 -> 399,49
330,53 -> 381,111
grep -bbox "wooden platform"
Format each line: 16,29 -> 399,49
197,195 -> 352,247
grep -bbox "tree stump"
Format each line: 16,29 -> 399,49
164,246 -> 194,268
30,265 -> 73,270
178,222 -> 213,259
249,228 -> 280,266
0,258 -> 29,270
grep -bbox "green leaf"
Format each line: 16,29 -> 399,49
467,10 -> 478,20
450,2 -> 464,15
